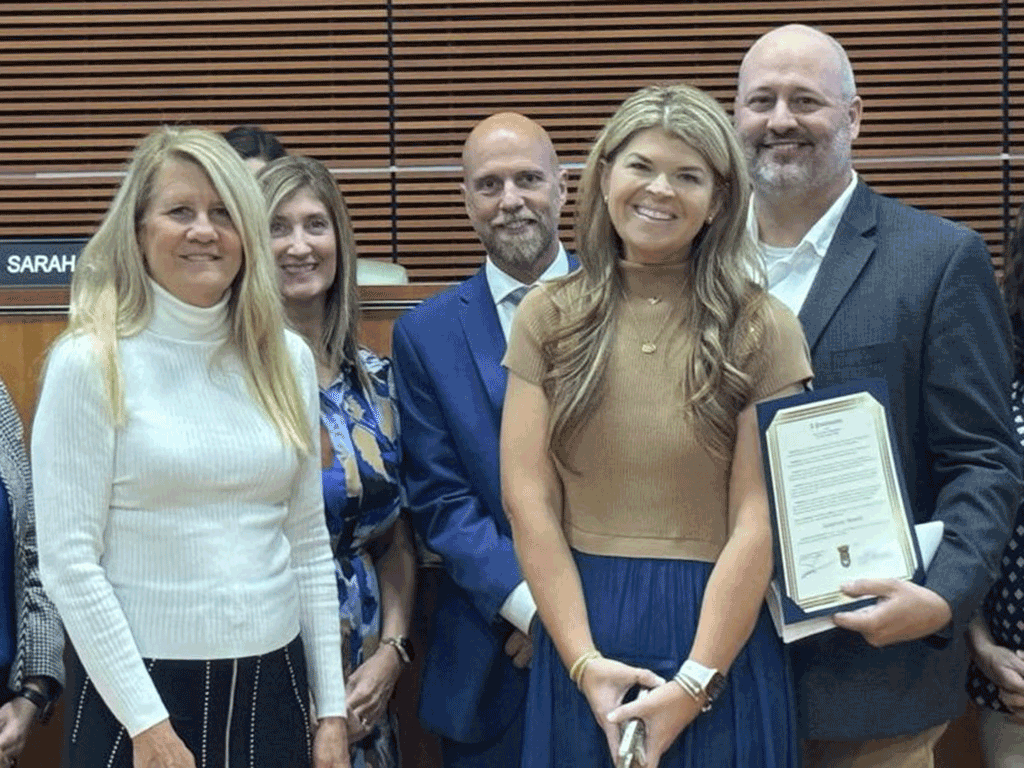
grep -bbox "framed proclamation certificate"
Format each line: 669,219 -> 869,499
756,380 -> 928,642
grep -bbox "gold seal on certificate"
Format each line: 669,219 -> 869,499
759,382 -> 920,617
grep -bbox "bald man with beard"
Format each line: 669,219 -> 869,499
735,24 -> 1022,767
392,113 -> 573,767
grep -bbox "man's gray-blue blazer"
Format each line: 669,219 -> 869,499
789,181 -> 1023,740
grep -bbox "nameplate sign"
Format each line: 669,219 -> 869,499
0,238 -> 86,289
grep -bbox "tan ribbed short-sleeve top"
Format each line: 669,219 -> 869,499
503,259 -> 813,562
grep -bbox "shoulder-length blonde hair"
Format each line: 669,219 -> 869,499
545,83 -> 767,466
257,155 -> 369,392
63,125 -> 312,452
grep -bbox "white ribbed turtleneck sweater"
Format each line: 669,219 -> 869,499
33,282 -> 344,736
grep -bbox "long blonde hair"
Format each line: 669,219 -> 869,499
62,125 -> 312,452
545,84 -> 767,466
258,155 -> 369,392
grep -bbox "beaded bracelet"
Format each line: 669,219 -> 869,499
568,649 -> 603,689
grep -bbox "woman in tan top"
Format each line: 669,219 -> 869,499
501,84 -> 812,768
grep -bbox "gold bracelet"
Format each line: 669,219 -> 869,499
568,649 -> 602,689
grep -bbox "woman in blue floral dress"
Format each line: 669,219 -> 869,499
260,155 -> 416,768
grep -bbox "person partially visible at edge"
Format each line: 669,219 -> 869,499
390,112 -> 572,768
31,126 -> 349,768
967,202 -> 1024,768
501,83 -> 812,768
260,155 -> 416,768
0,379 -> 64,768
224,123 -> 286,173
735,23 -> 1022,767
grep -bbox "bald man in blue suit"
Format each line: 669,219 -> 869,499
392,113 -> 575,768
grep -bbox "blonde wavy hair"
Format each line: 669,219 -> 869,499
258,155 -> 369,392
61,125 -> 312,452
544,83 -> 768,466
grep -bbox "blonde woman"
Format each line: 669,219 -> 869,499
260,156 -> 415,768
501,84 -> 811,767
32,127 -> 349,768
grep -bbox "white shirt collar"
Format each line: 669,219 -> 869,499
748,171 -> 859,262
485,243 -> 569,307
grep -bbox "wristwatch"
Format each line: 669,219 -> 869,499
380,635 -> 414,665
678,659 -> 727,712
16,684 -> 54,723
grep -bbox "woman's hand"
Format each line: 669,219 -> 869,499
969,617 -> 1024,720
577,657 -> 664,762
0,695 -> 40,765
606,681 -> 702,768
312,716 -> 350,768
131,719 -> 195,768
343,645 -> 402,742
972,637 -> 1024,719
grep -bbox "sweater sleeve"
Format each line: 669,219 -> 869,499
33,335 -> 169,737
282,333 -> 346,718
502,284 -> 561,385
747,295 -> 814,403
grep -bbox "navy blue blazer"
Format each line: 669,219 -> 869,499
392,262 -> 573,744
789,182 -> 1023,740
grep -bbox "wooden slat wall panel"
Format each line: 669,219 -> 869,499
0,1 -> 1019,285
391,1 -> 1016,275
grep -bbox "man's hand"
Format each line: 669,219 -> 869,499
832,578 -> 952,647
504,629 -> 533,669
0,696 -> 37,765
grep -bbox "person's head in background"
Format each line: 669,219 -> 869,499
224,124 -> 287,173
259,155 -> 366,388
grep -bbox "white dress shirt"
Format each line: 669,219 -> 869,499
486,244 -> 570,342
484,244 -> 570,634
750,173 -> 859,315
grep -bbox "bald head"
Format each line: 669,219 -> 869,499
462,112 -> 560,181
740,24 -> 856,103
460,112 -> 567,283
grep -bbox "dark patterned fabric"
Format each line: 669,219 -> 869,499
321,349 -> 402,768
62,636 -> 312,768
0,379 -> 64,695
968,378 -> 1024,712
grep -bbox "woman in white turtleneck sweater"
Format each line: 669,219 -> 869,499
31,127 -> 349,768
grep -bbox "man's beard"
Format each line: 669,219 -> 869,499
479,219 -> 554,271
746,125 -> 852,194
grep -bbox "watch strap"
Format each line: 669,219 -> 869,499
677,660 -> 726,712
380,635 -> 412,665
15,685 -> 53,723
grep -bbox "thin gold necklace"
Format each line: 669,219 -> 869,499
622,292 -> 674,354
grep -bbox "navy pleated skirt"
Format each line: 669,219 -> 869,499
522,551 -> 798,768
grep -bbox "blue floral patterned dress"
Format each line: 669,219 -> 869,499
320,349 -> 402,768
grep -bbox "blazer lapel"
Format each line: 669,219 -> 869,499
799,182 -> 878,351
458,269 -> 507,417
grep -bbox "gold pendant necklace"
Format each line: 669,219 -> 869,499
625,294 -> 673,354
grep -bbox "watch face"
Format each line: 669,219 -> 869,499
704,675 -> 729,712
706,672 -> 727,702
399,637 -> 415,663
